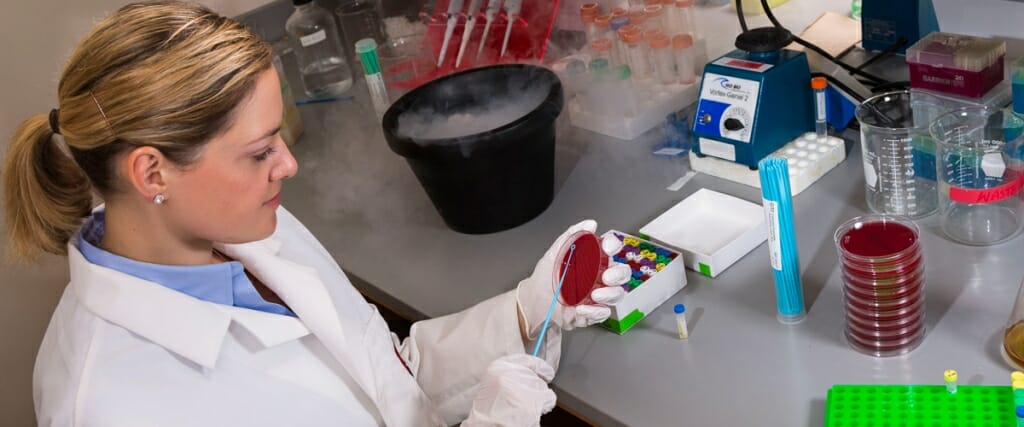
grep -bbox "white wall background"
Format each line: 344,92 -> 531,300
0,1 -> 270,425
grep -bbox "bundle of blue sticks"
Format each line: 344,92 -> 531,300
758,157 -> 806,324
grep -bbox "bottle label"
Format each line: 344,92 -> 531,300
816,92 -> 827,121
300,30 -> 327,47
763,199 -> 782,271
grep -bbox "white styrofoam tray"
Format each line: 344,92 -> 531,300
567,79 -> 701,141
640,188 -> 767,278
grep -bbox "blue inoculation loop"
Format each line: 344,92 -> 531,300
533,244 -> 576,357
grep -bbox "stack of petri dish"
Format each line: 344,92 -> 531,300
834,214 -> 925,357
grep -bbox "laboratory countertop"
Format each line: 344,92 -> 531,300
274,3 -> 1024,427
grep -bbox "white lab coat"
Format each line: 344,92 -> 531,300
34,207 -> 562,426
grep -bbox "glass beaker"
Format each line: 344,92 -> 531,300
1003,276 -> 1024,370
929,107 -> 1024,245
336,0 -> 387,62
378,34 -> 435,101
855,90 -> 944,219
834,214 -> 926,357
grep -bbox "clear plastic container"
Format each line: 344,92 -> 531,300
581,3 -> 601,43
835,214 -> 926,357
672,34 -> 695,84
287,0 -> 354,97
929,107 -> 1024,245
648,33 -> 674,85
855,90 -> 943,219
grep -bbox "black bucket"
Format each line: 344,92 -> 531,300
382,64 -> 564,234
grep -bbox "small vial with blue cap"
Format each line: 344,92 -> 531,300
1016,405 -> 1024,427
674,303 -> 688,340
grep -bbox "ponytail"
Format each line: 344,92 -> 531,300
3,114 -> 93,262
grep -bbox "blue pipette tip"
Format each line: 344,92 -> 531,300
674,304 -> 685,314
1016,405 -> 1024,418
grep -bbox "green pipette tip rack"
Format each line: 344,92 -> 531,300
825,385 -> 1016,427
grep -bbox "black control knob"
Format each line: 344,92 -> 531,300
724,118 -> 745,131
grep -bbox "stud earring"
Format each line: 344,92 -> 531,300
153,194 -> 166,205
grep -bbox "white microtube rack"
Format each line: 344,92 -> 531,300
689,133 -> 846,196
567,79 -> 701,141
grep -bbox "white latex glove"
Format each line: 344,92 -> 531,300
462,354 -> 557,427
516,220 -> 630,339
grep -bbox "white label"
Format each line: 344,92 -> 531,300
653,147 -> 686,156
713,56 -> 774,73
815,92 -> 827,121
699,72 -> 761,143
763,199 -> 782,271
366,73 -> 389,115
699,137 -> 736,161
299,30 -> 327,47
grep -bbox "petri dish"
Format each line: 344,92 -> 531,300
552,231 -> 609,306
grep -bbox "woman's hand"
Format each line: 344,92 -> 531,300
515,220 -> 629,340
462,354 -> 557,427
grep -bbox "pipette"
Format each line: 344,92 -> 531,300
476,0 -> 503,60
499,0 -> 522,58
532,244 -> 575,357
455,0 -> 483,67
437,0 -> 466,67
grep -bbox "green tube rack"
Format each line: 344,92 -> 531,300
825,385 -> 1016,427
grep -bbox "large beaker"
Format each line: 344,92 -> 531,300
855,90 -> 943,219
929,107 -> 1024,245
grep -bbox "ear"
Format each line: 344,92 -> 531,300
121,146 -> 171,202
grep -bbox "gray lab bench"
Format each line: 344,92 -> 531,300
278,74 -> 1024,426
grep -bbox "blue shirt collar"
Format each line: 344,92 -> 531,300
77,210 -> 295,317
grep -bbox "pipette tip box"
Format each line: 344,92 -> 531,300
688,133 -> 846,197
825,385 -> 1015,426
907,32 -> 1006,98
567,79 -> 701,141
599,230 -> 687,335
639,188 -> 767,278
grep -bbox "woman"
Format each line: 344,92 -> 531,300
3,2 -> 631,426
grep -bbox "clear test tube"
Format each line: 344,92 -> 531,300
581,3 -> 601,43
648,33 -> 674,85
673,0 -> 696,36
627,10 -> 647,28
594,15 -> 613,40
589,58 -> 614,117
672,34 -> 696,84
812,76 -> 828,139
612,64 -> 638,117
620,26 -> 650,80
591,38 -> 615,65
566,59 -> 591,110
643,28 -> 664,74
643,5 -> 665,31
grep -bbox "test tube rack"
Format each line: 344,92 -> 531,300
688,133 -> 846,196
825,385 -> 1015,426
567,79 -> 701,141
600,230 -> 687,335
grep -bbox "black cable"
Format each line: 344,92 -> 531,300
757,0 -> 892,86
870,80 -> 911,93
736,0 -> 748,32
853,37 -> 907,73
811,72 -> 866,103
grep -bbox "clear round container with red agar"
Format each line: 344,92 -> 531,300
552,231 -> 610,306
834,214 -> 926,357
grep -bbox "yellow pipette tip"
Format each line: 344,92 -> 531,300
1013,380 -> 1024,390
944,369 -> 957,382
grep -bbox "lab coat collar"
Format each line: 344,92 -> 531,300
68,240 -> 311,370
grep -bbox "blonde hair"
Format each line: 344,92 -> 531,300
3,1 -> 272,262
